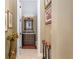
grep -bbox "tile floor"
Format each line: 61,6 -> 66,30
16,49 -> 42,59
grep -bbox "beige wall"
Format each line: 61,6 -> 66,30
5,0 -> 17,59
40,0 -> 51,43
40,0 -> 73,59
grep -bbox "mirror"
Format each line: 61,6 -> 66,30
24,17 -> 34,33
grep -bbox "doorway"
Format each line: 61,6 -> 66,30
16,0 -> 41,57
22,16 -> 37,49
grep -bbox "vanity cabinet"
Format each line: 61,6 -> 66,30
22,33 -> 36,47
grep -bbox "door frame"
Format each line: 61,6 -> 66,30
37,0 -> 41,56
16,0 -> 22,56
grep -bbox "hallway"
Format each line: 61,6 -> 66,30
16,49 -> 42,59
5,0 -> 73,59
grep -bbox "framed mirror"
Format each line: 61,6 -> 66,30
24,17 -> 34,33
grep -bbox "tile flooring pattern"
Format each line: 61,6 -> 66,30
16,49 -> 42,59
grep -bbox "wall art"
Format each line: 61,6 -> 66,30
5,10 -> 8,31
45,6 -> 52,24
8,11 -> 13,28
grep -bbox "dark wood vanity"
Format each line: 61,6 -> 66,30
22,33 -> 36,48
